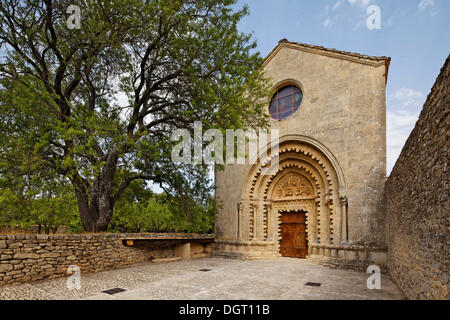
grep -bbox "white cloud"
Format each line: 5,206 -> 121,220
352,20 -> 365,31
388,88 -> 425,108
324,0 -> 374,30
333,1 -> 343,11
343,0 -> 374,31
418,0 -> 438,16
386,110 -> 420,174
418,0 -> 434,10
322,18 -> 332,28
386,88 -> 426,174
347,0 -> 372,8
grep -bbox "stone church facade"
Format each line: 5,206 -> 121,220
214,39 -> 391,270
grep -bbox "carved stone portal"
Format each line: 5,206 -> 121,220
239,141 -> 345,256
273,173 -> 314,199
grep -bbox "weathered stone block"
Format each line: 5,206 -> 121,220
41,252 -> 60,258
13,253 -> 39,259
0,264 -> 13,273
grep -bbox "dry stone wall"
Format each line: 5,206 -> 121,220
0,233 -> 213,286
385,55 -> 449,300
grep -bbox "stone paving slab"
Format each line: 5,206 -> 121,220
0,257 -> 404,300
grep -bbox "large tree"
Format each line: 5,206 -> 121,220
0,0 -> 270,231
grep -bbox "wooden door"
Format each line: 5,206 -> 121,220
280,211 -> 308,258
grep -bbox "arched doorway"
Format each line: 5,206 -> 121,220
268,171 -> 316,258
280,210 -> 308,258
234,137 -> 348,259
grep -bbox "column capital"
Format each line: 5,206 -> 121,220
339,196 -> 348,205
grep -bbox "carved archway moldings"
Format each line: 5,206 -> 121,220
243,143 -> 340,203
238,137 -> 346,248
258,157 -> 326,201
241,135 -> 347,200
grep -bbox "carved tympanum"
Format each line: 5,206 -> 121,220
273,173 -> 313,199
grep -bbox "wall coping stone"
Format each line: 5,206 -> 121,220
0,233 -> 215,241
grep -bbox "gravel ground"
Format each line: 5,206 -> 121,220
0,257 -> 404,300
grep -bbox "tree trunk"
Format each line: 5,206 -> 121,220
75,194 -> 114,232
74,182 -> 115,232
72,151 -> 119,232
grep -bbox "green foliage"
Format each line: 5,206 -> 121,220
0,0 -> 271,231
111,198 -> 173,233
25,194 -> 79,234
110,196 -> 215,234
0,183 -> 81,234
109,181 -> 215,234
0,179 -> 216,234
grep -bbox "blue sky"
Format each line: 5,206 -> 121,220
236,0 -> 450,174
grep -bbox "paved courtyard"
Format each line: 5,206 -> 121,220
0,257 -> 404,300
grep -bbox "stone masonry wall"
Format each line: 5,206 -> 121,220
216,42 -> 388,247
385,55 -> 449,300
0,233 -> 213,286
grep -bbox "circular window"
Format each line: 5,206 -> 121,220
269,85 -> 303,120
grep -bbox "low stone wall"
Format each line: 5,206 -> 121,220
385,56 -> 449,300
213,240 -> 279,259
308,244 -> 388,273
0,233 -> 213,286
214,240 -> 387,272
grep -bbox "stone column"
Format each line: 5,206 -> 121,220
263,202 -> 271,241
340,196 -> 348,243
313,196 -> 320,249
331,193 -> 342,244
321,194 -> 330,244
255,201 -> 263,241
237,202 -> 244,241
275,208 -> 282,255
249,202 -> 257,241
